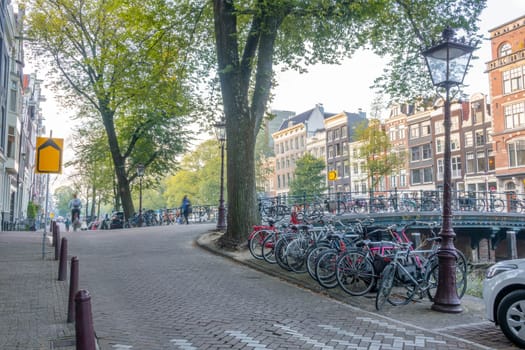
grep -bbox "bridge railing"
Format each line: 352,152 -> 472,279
258,189 -> 525,218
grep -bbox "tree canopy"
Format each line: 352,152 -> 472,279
211,0 -> 485,246
23,0 -> 198,220
289,154 -> 327,198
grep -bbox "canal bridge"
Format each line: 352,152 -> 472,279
333,210 -> 525,263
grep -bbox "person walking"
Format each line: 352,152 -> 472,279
180,195 -> 192,225
65,217 -> 71,232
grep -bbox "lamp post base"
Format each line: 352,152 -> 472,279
216,203 -> 226,231
431,246 -> 463,314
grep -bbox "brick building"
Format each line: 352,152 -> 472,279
487,15 -> 525,196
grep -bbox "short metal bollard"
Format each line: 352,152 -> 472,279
58,237 -> 68,281
52,222 -> 57,248
54,225 -> 61,261
67,256 -> 79,323
75,289 -> 96,350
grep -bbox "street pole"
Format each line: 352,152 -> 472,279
217,140 -> 226,230
139,176 -> 143,227
422,26 -> 476,313
136,163 -> 144,227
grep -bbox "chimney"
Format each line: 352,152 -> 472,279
316,103 -> 324,115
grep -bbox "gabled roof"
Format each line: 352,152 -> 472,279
277,108 -> 336,132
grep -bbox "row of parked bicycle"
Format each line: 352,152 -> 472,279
247,214 -> 467,310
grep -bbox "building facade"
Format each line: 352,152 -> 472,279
0,3 -> 45,230
486,15 -> 525,196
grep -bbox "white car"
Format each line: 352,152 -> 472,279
483,259 -> 525,348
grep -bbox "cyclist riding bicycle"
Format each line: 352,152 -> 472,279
68,193 -> 82,230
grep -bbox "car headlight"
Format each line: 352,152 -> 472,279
486,263 -> 518,279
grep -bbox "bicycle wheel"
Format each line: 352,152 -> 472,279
261,233 -> 277,264
375,264 -> 395,311
307,244 -> 331,281
286,238 -> 309,273
336,251 -> 375,296
493,199 -> 505,212
315,249 -> 339,288
426,248 -> 468,301
387,267 -> 417,306
248,229 -> 272,260
475,200 -> 485,212
274,235 -> 294,271
353,202 -> 367,214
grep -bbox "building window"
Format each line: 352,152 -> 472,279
400,170 -> 407,187
452,156 -> 462,178
465,132 -> 473,147
508,140 -> 525,167
477,151 -> 486,172
411,146 -> 421,162
437,159 -> 444,180
327,130 -> 333,141
409,125 -> 419,139
451,136 -> 459,150
466,152 -> 475,173
435,121 -> 444,135
504,102 -> 525,129
9,80 -> 17,112
503,67 -> 524,94
328,146 -> 334,158
410,168 -> 432,184
422,144 -> 432,160
475,131 -> 485,147
499,42 -> 512,57
390,175 -> 397,188
423,167 -> 433,183
421,121 -> 431,136
436,138 -> 443,154
7,125 -> 15,158
343,160 -> 349,178
411,169 -> 421,185
488,151 -> 495,171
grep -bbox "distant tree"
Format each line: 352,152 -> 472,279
355,119 -> 405,192
289,154 -> 326,198
53,186 -> 76,217
163,139 -> 223,207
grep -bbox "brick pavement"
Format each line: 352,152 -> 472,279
0,230 -> 75,350
196,230 -> 519,350
0,226 -> 519,349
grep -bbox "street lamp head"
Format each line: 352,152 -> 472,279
422,26 -> 477,88
136,163 -> 145,177
214,117 -> 226,143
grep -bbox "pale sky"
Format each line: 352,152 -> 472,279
33,0 -> 525,139
271,0 -> 525,116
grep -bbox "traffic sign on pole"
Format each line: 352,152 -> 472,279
36,137 -> 63,174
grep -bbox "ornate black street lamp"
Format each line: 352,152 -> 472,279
422,26 -> 476,313
214,117 -> 227,231
136,163 -> 145,227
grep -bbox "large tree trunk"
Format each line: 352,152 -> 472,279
99,102 -> 135,220
213,0 -> 286,247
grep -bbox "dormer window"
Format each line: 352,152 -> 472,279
499,42 -> 512,57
